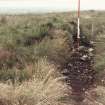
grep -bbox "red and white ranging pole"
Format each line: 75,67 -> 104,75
77,0 -> 80,48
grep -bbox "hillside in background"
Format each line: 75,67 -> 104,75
0,11 -> 105,105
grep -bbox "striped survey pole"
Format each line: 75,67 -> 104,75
77,0 -> 80,49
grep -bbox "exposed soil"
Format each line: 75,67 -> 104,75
62,46 -> 97,103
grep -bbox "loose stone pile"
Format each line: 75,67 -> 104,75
62,46 -> 97,102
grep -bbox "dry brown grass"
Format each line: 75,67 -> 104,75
0,58 -> 70,105
81,86 -> 105,105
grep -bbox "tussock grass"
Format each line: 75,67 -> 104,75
0,58 -> 69,105
0,79 -> 68,105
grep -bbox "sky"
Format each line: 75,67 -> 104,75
0,0 -> 104,13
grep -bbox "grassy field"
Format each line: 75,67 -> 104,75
0,11 -> 105,105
